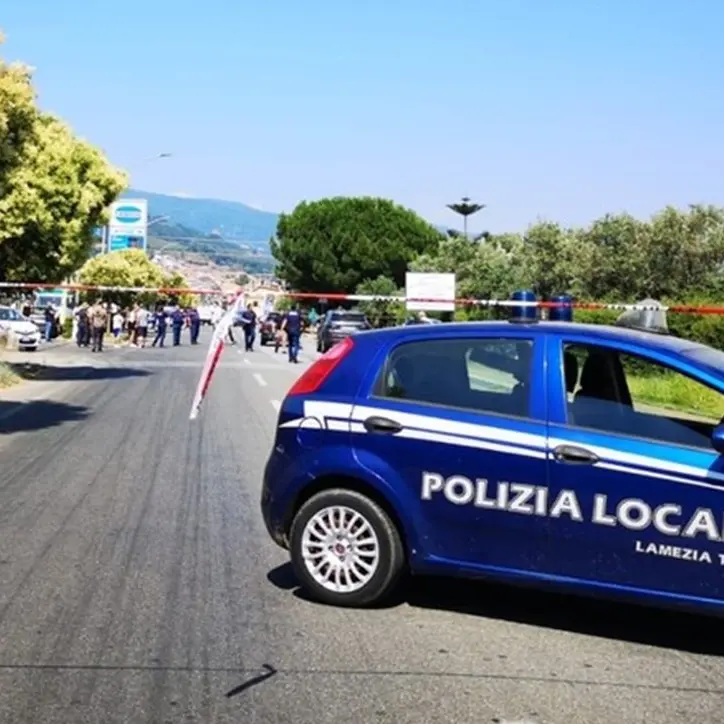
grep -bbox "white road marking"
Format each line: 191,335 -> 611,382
271,399 -> 281,412
243,357 -> 251,364
253,373 -> 267,387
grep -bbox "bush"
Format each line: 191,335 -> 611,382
62,317 -> 73,339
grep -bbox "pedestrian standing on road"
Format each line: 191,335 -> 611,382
308,307 -> 319,333
75,303 -> 90,347
241,302 -> 258,351
135,305 -> 150,348
281,304 -> 302,363
112,310 -> 123,345
127,304 -> 138,345
171,307 -> 184,346
43,305 -> 56,343
188,306 -> 201,345
151,306 -> 167,347
89,299 -> 108,352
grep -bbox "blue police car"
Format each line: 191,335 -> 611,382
261,307 -> 724,611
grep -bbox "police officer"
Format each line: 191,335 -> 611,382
282,303 -> 302,363
171,307 -> 184,346
151,306 -> 167,347
241,302 -> 258,352
188,306 -> 201,345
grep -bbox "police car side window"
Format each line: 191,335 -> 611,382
564,343 -> 724,449
376,338 -> 534,419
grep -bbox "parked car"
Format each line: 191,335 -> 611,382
316,309 -> 371,353
262,311 -> 724,614
0,306 -> 41,350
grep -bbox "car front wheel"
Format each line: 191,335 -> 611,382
289,488 -> 405,607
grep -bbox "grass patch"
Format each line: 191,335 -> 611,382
627,373 -> 724,423
0,361 -> 22,389
470,358 -> 724,423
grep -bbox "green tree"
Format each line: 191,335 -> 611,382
355,275 -> 404,328
518,222 -> 588,300
412,233 -> 529,300
162,271 -> 194,307
78,249 -> 187,308
0,33 -> 126,282
0,31 -> 37,192
270,196 -> 443,293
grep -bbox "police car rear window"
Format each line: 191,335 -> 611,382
374,337 -> 534,418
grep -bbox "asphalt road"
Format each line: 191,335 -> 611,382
1,331 -> 724,723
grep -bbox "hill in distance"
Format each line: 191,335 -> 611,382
121,189 -> 279,248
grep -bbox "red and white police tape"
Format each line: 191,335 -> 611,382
2,280 -> 724,315
0,281 -> 224,295
282,292 -> 724,316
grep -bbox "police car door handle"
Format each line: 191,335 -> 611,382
552,444 -> 599,465
363,416 -> 403,435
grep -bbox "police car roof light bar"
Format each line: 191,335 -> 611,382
287,336 -> 355,397
614,298 -> 669,335
509,289 -> 538,324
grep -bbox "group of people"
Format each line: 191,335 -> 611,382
73,301 -> 203,352
230,302 -> 305,363
70,298 -> 307,363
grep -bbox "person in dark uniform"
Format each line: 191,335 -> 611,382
151,306 -> 167,347
75,304 -> 89,347
240,302 -> 258,351
188,307 -> 201,344
281,304 -> 302,363
171,307 -> 184,346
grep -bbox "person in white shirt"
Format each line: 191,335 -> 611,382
112,311 -> 124,345
135,306 -> 150,348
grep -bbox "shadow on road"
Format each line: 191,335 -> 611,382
266,562 -> 723,656
0,399 -> 89,433
4,363 -> 152,382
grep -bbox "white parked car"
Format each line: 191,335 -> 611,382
0,306 -> 41,351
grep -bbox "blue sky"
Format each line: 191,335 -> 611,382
3,0 -> 724,233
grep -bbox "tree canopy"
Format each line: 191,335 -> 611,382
78,249 -> 193,307
270,196 -> 443,293
0,32 -> 126,282
272,198 -> 724,348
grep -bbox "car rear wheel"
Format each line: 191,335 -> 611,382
289,489 -> 405,607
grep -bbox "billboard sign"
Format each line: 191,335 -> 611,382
107,199 -> 148,252
405,272 -> 456,312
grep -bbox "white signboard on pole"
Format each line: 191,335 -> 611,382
106,199 -> 149,253
405,272 -> 456,312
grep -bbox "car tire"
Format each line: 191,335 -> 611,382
289,488 -> 405,608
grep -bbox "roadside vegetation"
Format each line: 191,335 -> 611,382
0,361 -> 20,389
0,31 -> 126,285
271,199 -> 724,416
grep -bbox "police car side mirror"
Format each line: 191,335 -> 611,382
711,424 -> 724,455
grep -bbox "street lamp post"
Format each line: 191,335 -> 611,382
446,196 -> 485,239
